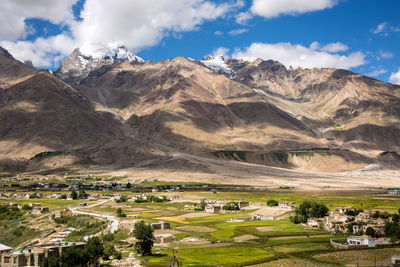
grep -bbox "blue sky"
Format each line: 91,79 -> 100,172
0,0 -> 399,83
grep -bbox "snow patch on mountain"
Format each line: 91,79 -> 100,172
79,43 -> 144,63
56,43 -> 145,80
200,55 -> 235,78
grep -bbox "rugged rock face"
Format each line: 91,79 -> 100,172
55,43 -> 144,81
0,46 -> 154,164
54,47 -> 400,154
3,44 -> 400,173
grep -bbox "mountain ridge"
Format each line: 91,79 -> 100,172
1,45 -> 400,176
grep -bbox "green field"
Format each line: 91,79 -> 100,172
1,189 -> 400,266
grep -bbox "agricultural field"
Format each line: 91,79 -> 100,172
1,189 -> 400,266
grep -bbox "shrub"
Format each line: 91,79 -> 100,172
267,199 -> 279,207
223,202 -> 240,211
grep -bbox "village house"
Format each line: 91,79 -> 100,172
388,188 -> 400,195
278,202 -> 296,209
307,218 -> 324,228
150,221 -> 170,230
347,236 -> 380,247
353,224 -> 385,235
252,214 -> 274,221
155,234 -> 176,244
205,204 -> 221,213
32,204 -> 50,215
1,242 -> 84,267
0,244 -> 12,258
324,214 -> 349,233
332,207 -> 355,215
53,209 -> 72,218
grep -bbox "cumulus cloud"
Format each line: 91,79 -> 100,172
235,12 -> 253,24
0,0 -> 238,68
371,22 -> 400,36
250,0 -> 338,19
214,30 -> 223,36
228,28 -> 248,35
0,0 -> 77,40
320,42 -> 349,53
1,34 -> 77,67
389,68 -> 400,85
73,0 -> 234,50
367,69 -> 387,77
378,50 -> 394,60
371,22 -> 388,34
212,47 -> 230,58
232,42 -> 365,69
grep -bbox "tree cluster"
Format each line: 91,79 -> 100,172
222,202 -> 240,211
267,199 -> 279,207
134,195 -> 169,203
194,200 -> 207,211
132,220 -> 154,256
290,200 -> 329,224
59,237 -> 105,267
70,189 -> 89,200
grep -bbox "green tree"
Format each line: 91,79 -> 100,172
222,202 -> 240,211
133,220 -> 154,256
59,194 -> 67,200
85,237 -> 104,267
78,189 -> 88,199
366,227 -> 376,238
297,200 -> 329,219
267,199 -> 279,207
70,190 -> 78,200
60,247 -> 88,267
22,204 -> 32,211
116,208 -> 126,218
102,243 -> 115,260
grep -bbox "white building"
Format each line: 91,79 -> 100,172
347,236 -> 379,247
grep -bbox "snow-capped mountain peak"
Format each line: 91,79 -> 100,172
200,55 -> 235,78
79,43 -> 144,63
56,43 -> 144,80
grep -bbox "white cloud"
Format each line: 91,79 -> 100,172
389,68 -> 400,85
73,0 -> 234,51
0,0 -> 237,68
232,42 -> 365,69
371,22 -> 400,36
228,28 -> 248,36
378,50 -> 394,60
250,0 -> 338,19
0,0 -> 77,41
214,30 -> 223,36
367,69 -> 387,77
212,47 -> 230,58
320,42 -> 349,53
1,34 -> 77,67
371,22 -> 388,34
235,12 -> 253,24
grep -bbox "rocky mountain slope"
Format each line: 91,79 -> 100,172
0,46 -> 154,169
2,44 -> 400,174
55,43 -> 144,82
225,59 -> 400,153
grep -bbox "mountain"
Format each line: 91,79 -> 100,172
2,44 -> 400,175
54,48 -> 400,172
0,46 -> 153,169
55,43 -> 144,81
64,56 -> 326,153
223,58 -> 400,153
